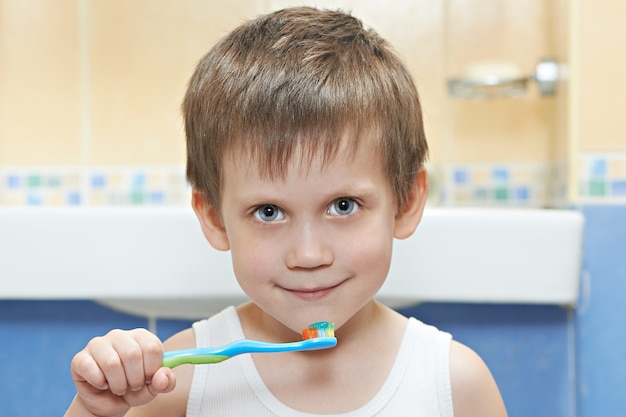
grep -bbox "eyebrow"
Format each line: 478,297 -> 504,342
235,182 -> 381,207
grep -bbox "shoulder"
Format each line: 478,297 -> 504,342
127,328 -> 197,417
164,327 -> 196,350
449,340 -> 508,417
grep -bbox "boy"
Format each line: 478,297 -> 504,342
65,7 -> 507,417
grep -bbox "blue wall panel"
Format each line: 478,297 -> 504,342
0,301 -> 150,417
576,206 -> 626,416
1,300 -> 572,417
399,303 -> 572,417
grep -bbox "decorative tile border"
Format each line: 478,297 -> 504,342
5,156 -> 624,207
578,153 -> 626,203
434,162 -> 558,208
0,166 -> 190,206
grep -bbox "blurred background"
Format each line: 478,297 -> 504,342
2,0 -> 624,208
1,1 -> 625,416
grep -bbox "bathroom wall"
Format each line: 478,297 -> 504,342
0,0 -> 257,206
570,2 -> 626,412
573,1 -> 626,203
2,1 -> 626,416
0,0 -> 446,206
439,0 -> 570,207
0,300 -> 574,417
0,0 -> 567,209
0,0 -> 237,204
2,1 -> 624,207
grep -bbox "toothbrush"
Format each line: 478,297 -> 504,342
162,321 -> 336,368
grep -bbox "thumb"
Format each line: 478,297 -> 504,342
147,367 -> 176,396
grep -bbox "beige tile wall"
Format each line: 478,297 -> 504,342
0,0 -> 445,167
0,0 -> 81,166
87,0 -> 261,166
1,0 -> 624,204
0,0 -> 444,166
576,0 -> 626,152
444,0 -> 560,164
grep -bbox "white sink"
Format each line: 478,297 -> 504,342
382,207 -> 584,306
0,206 -> 584,319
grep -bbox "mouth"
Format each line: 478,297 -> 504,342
284,282 -> 343,301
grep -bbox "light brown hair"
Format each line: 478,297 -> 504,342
183,7 -> 428,212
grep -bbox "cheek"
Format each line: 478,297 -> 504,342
342,223 -> 394,279
229,237 -> 280,292
356,238 -> 393,278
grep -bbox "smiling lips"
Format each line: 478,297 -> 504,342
286,282 -> 342,301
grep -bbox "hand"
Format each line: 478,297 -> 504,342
69,328 -> 176,417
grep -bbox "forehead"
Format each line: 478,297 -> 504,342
221,137 -> 389,198
225,129 -> 382,181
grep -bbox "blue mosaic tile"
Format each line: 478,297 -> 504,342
514,186 -> 530,201
131,173 -> 146,189
590,158 -> 607,177
438,188 -> 448,203
454,169 -> 470,185
47,176 -> 61,187
91,174 -> 106,189
6,175 -> 21,188
66,191 -> 81,205
148,191 -> 165,205
27,192 -> 43,205
610,180 -> 626,196
474,188 -> 489,200
492,168 -> 509,183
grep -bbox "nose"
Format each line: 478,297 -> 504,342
285,221 -> 334,270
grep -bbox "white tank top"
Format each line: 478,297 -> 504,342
186,306 -> 453,417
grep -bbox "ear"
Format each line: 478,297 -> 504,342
191,189 -> 230,251
394,168 -> 429,240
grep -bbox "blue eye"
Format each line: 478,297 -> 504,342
329,198 -> 358,216
254,204 -> 285,222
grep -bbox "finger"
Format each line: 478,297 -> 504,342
71,350 -> 109,390
130,329 -> 165,384
111,331 -> 148,393
147,367 -> 176,396
88,334 -> 129,396
120,368 -> 175,409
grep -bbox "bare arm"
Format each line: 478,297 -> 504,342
449,340 -> 508,417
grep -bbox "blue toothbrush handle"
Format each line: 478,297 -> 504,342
162,337 -> 337,368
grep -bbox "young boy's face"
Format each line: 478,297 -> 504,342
194,139 -> 423,334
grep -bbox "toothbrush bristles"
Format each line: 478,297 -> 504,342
301,321 -> 335,340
